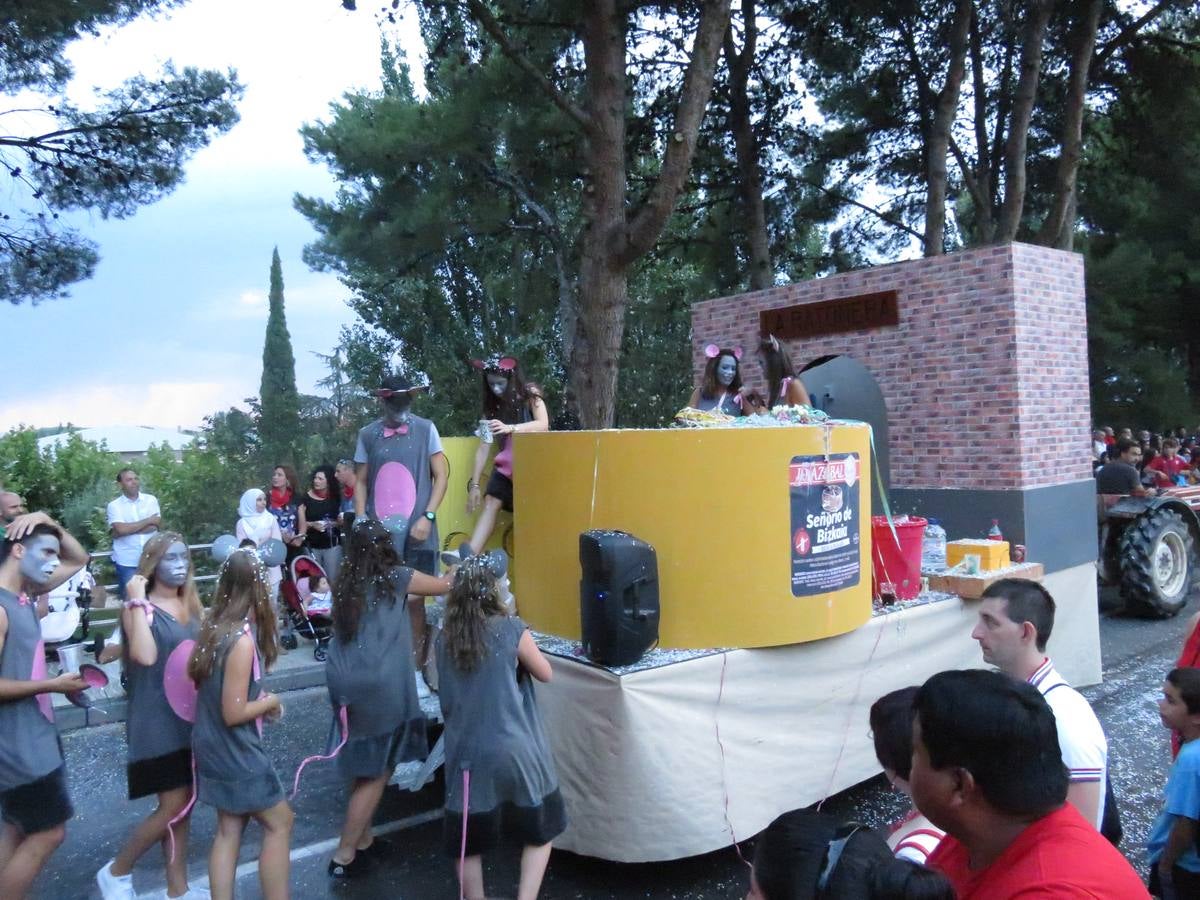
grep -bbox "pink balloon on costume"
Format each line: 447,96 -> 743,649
31,641 -> 53,722
373,461 -> 417,519
164,639 -> 199,723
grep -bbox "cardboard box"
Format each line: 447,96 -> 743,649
928,562 -> 1044,600
945,539 -> 1010,572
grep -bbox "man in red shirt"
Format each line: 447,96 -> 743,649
1149,438 -> 1192,488
913,670 -> 1148,899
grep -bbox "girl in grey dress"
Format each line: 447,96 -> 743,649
436,555 -> 566,900
187,550 -> 293,900
318,518 -> 454,878
96,534 -> 204,900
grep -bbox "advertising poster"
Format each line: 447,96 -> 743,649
789,453 -> 861,597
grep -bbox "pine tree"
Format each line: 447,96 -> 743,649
257,248 -> 301,471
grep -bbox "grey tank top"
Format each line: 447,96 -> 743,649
0,587 -> 62,789
192,628 -> 274,784
125,604 -> 201,762
358,416 -> 439,556
696,390 -> 741,416
325,568 -> 418,737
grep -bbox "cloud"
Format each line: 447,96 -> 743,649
0,380 -> 254,432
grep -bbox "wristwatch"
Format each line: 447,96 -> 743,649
423,511 -> 436,522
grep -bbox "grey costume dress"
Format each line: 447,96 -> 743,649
125,605 -> 200,798
354,415 -> 442,574
192,629 -> 284,814
435,616 -> 566,855
324,568 -> 427,779
696,390 -> 742,416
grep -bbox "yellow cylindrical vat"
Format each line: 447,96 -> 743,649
511,424 -> 872,648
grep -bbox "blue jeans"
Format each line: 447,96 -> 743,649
113,563 -> 139,601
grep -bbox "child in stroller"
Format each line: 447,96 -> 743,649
281,554 -> 334,660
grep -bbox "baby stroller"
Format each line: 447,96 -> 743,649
40,566 -> 100,666
280,554 -> 333,661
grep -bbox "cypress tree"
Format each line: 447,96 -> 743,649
258,247 -> 301,471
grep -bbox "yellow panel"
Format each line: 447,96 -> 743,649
945,539 -> 1010,572
436,437 -> 513,560
511,426 -> 873,648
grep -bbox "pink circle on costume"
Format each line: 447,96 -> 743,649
164,639 -> 199,723
374,461 -> 417,519
31,641 -> 53,722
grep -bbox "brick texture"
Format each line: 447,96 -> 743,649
690,242 -> 1092,491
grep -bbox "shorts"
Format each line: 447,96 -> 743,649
128,748 -> 193,800
404,536 -> 437,576
0,766 -> 73,834
485,470 -> 514,513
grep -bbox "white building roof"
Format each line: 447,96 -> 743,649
38,425 -> 198,456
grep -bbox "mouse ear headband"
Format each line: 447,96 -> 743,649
704,344 -> 743,360
470,355 -> 518,372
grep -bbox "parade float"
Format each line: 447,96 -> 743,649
429,242 -> 1101,862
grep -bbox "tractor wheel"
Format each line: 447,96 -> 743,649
1118,507 -> 1199,618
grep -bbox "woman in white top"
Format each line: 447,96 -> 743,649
236,489 -> 283,600
870,686 -> 945,865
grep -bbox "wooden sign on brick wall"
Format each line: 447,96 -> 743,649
760,290 -> 899,340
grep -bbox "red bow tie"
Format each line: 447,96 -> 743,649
383,425 -> 408,438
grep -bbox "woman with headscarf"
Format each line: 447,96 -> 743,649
236,488 -> 284,602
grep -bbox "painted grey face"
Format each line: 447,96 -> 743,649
155,541 -> 190,588
487,374 -> 509,397
19,535 -> 61,588
382,394 -> 412,424
716,355 -> 737,387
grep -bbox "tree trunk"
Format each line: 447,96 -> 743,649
996,0 -> 1055,242
924,0 -> 974,256
570,0 -> 732,427
968,7 -> 996,244
1037,0 -> 1103,249
724,0 -> 773,290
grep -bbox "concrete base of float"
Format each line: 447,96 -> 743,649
532,564 -> 1102,863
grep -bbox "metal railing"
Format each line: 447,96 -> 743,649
88,542 -> 219,593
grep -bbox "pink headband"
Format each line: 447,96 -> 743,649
704,344 -> 743,360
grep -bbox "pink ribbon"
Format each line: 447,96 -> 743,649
458,769 -> 471,900
124,598 -> 154,624
166,754 -> 198,863
289,705 -> 349,799
17,592 -> 29,606
383,425 -> 409,437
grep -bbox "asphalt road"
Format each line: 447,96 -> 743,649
38,589 -> 1190,899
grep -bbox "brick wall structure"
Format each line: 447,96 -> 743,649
690,242 -> 1092,492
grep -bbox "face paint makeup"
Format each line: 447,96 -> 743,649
19,535 -> 61,588
155,541 -> 190,588
716,355 -> 737,387
487,374 -> 509,397
381,394 -> 413,424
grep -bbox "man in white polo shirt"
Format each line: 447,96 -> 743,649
105,468 -> 160,599
970,577 -> 1113,837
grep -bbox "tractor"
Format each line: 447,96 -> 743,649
1098,486 -> 1200,617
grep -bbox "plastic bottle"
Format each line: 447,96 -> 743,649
988,519 -> 1004,542
922,518 -> 947,572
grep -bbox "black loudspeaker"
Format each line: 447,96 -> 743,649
580,530 -> 660,666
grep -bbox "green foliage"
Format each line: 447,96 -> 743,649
1079,36 -> 1200,428
257,248 -> 302,469
138,443 -> 247,543
60,476 -> 116,550
0,428 -> 116,522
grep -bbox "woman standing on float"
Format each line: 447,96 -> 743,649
96,533 -> 204,900
462,357 -> 549,558
687,344 -> 746,416
759,335 -> 812,407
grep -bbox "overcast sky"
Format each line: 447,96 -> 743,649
0,0 -> 422,432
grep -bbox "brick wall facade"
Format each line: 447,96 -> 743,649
690,242 -> 1092,491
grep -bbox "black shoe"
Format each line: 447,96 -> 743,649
356,836 -> 395,859
328,854 -> 370,879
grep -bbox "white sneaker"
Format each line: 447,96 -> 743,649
415,671 -> 431,699
96,860 -> 134,900
182,888 -> 213,899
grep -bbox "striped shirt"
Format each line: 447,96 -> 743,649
1029,657 -> 1108,828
